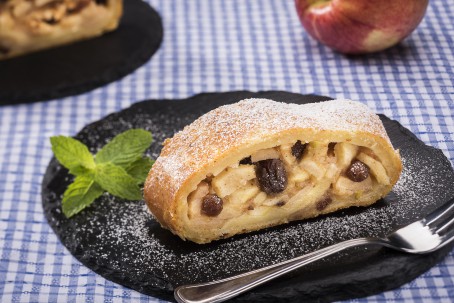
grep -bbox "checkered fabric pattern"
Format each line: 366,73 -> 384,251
1,0 -> 453,302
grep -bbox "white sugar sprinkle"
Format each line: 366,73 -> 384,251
50,97 -> 453,290
148,98 -> 389,200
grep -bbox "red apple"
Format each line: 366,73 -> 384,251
295,0 -> 429,54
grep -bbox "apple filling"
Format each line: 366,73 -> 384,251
1,0 -> 111,34
187,141 -> 391,229
0,0 -> 118,58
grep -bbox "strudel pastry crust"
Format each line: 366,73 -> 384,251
0,0 -> 122,60
144,99 -> 402,244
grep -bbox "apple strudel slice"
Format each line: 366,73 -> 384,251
144,99 -> 402,244
0,0 -> 122,60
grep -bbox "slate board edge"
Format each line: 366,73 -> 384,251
41,91 -> 454,302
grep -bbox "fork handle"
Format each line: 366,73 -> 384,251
174,237 -> 381,303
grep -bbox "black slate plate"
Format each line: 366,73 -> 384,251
42,91 -> 454,302
0,0 -> 163,105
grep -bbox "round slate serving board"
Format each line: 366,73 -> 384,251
0,0 -> 163,105
42,91 -> 454,302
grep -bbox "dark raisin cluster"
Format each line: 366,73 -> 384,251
255,159 -> 288,194
291,140 -> 307,161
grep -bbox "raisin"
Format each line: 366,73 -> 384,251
316,196 -> 332,211
255,159 -> 288,194
201,194 -> 223,216
239,156 -> 252,165
0,44 -> 10,55
346,160 -> 369,182
276,201 -> 286,207
291,140 -> 307,161
328,142 -> 336,157
43,17 -> 58,25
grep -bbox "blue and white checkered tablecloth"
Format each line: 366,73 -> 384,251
1,0 -> 453,302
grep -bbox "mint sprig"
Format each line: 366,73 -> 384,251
62,176 -> 104,218
50,129 -> 154,218
126,157 -> 156,184
95,129 -> 152,167
50,136 -> 96,175
94,163 -> 142,200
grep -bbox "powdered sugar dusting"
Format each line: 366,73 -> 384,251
42,94 -> 454,298
151,98 -> 389,196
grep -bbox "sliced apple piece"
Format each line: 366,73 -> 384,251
333,176 -> 373,196
335,142 -> 359,170
262,194 -> 289,207
289,166 -> 310,184
250,148 -> 280,162
300,159 -> 326,180
288,177 -> 331,207
299,141 -> 330,180
188,181 -> 210,218
324,163 -> 339,179
279,144 -> 297,166
307,141 -> 329,161
242,206 -> 274,222
227,182 -> 260,206
252,192 -> 267,205
212,165 -> 256,198
356,152 -> 390,185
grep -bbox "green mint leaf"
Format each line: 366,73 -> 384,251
95,129 -> 153,168
50,136 -> 96,175
126,157 -> 155,184
62,175 -> 104,218
94,162 -> 142,200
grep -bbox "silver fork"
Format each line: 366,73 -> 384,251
174,197 -> 454,303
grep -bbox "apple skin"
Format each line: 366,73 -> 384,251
295,0 -> 429,54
